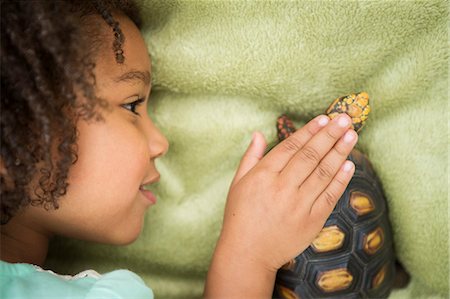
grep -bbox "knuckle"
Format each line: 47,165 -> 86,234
332,144 -> 350,157
282,136 -> 302,153
335,175 -> 350,189
323,190 -> 337,207
315,162 -> 335,180
299,146 -> 321,165
325,128 -> 340,140
304,126 -> 316,139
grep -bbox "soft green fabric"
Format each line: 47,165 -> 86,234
0,261 -> 153,298
46,1 -> 449,298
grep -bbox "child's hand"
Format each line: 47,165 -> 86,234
204,113 -> 357,299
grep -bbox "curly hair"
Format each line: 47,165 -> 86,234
1,0 -> 143,224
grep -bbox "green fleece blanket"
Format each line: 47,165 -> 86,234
46,1 -> 449,298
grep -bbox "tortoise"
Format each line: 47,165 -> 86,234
272,92 -> 396,299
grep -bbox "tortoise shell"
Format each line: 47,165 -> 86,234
273,93 -> 395,299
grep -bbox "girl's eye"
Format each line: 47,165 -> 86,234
122,98 -> 145,116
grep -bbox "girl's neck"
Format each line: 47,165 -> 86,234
1,214 -> 50,266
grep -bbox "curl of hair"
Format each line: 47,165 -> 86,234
0,0 -> 143,224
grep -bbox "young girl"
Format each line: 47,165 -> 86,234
0,0 -> 357,298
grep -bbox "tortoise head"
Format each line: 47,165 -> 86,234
276,92 -> 370,142
325,92 -> 370,133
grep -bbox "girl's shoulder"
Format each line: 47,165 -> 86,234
0,260 -> 153,299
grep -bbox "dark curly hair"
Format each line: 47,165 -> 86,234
1,0 -> 143,224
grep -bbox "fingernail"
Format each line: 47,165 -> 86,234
342,160 -> 354,172
317,115 -> 329,127
343,130 -> 355,143
338,114 -> 350,127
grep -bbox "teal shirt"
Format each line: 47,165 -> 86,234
0,261 -> 153,299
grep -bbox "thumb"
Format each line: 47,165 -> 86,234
230,131 -> 267,188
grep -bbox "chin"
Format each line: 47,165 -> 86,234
114,233 -> 141,246
108,217 -> 144,246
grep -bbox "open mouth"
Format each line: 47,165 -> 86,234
139,188 -> 157,205
139,175 -> 160,204
139,175 -> 160,190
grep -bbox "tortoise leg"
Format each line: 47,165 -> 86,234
392,261 -> 411,289
276,115 -> 297,141
262,115 -> 297,156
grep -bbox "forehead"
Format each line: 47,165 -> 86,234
90,12 -> 151,88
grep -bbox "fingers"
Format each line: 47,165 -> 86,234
280,113 -> 353,185
297,129 -> 358,207
260,115 -> 330,172
310,160 -> 355,219
230,131 -> 267,188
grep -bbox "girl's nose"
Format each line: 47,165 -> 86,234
145,120 -> 169,159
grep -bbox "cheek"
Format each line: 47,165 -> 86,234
58,117 -> 149,238
76,123 -> 146,187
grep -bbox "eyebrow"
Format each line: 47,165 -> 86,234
113,70 -> 151,86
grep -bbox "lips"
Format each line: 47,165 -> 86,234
139,174 -> 160,205
139,175 -> 160,190
140,189 -> 157,205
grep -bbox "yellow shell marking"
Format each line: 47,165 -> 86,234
317,268 -> 354,292
372,264 -> 388,289
363,227 -> 384,255
311,225 -> 345,253
350,191 -> 375,215
277,285 -> 300,299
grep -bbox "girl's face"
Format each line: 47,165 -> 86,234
25,12 -> 169,245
